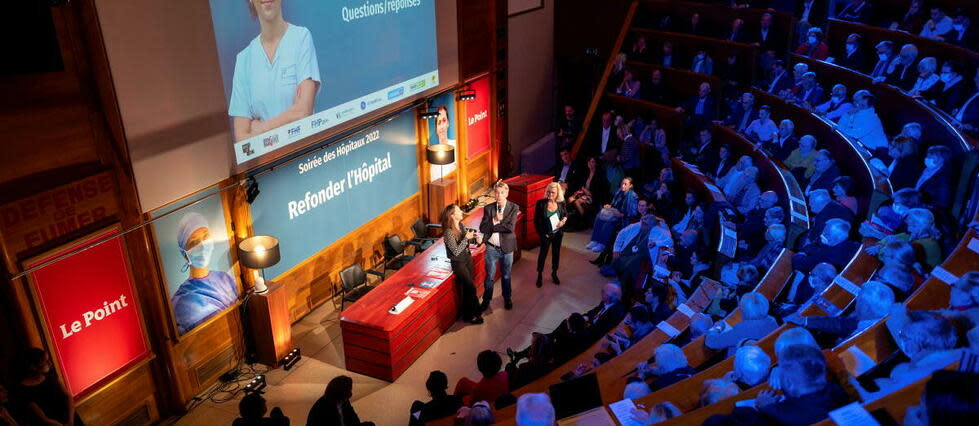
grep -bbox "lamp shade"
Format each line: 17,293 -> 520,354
426,144 -> 455,165
238,236 -> 280,269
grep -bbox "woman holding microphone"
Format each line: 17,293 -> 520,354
441,204 -> 484,324
534,182 -> 568,287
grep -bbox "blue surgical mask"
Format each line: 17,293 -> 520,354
183,239 -> 214,269
892,204 -> 908,216
846,44 -> 857,55
878,53 -> 888,61
820,234 -> 830,245
831,95 -> 843,103
925,157 -> 940,169
940,72 -> 953,83
953,24 -> 965,32
808,36 -> 818,45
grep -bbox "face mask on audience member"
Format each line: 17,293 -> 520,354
924,156 -> 940,169
940,72 -> 953,83
831,95 -> 843,103
846,43 -> 857,55
820,233 -> 831,245
954,23 -> 965,32
808,36 -> 818,45
878,53 -> 888,61
892,203 -> 909,217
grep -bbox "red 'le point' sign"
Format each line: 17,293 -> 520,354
28,229 -> 148,398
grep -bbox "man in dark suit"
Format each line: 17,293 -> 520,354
751,13 -> 777,52
868,40 -> 895,79
480,181 -> 520,310
641,68 -> 671,104
583,283 -> 626,340
835,33 -> 869,73
882,44 -> 919,91
765,60 -> 793,95
683,127 -> 719,171
655,41 -> 679,68
792,218 -> 860,273
710,144 -> 736,181
593,111 -> 619,157
765,119 -> 799,162
915,145 -> 954,210
755,345 -> 849,424
930,61 -> 971,114
803,189 -> 855,248
724,92 -> 758,132
805,149 -> 841,193
675,82 -> 717,127
797,0 -> 828,28
953,74 -> 979,135
723,18 -> 748,43
553,147 -> 578,186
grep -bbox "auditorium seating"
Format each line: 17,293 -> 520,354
630,28 -> 759,83
635,0 -> 797,53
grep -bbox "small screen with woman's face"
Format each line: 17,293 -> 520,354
208,0 -> 439,165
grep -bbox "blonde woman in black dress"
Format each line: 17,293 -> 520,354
441,204 -> 484,324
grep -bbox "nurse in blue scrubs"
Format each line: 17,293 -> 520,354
229,0 -> 321,142
171,213 -> 239,334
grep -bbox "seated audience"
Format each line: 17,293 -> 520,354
234,393 -> 288,426
915,145 -> 953,210
690,50 -> 713,76
612,215 -> 673,296
785,134 -> 819,180
805,149 -> 842,194
830,176 -> 858,214
506,333 -> 556,390
454,350 -> 509,407
7,348 -> 82,426
616,68 -> 641,99
904,370 -> 979,426
725,345 -> 773,389
948,10 -> 978,50
307,376 -> 374,426
795,27 -> 829,60
637,344 -> 697,391
727,167 -> 761,215
776,262 -> 837,318
882,44 -> 920,91
410,371 -> 463,425
788,281 -> 895,340
931,61 -> 970,114
834,34 -> 869,72
765,60 -> 793,95
745,105 -> 778,145
724,92 -> 758,133
515,393 -> 554,426
869,40 -> 895,79
837,90 -> 888,154
454,401 -> 493,426
908,57 -> 940,97
792,218 -> 860,273
804,189 -> 855,247
890,0 -> 927,33
756,345 -> 849,424
944,272 -> 979,328
623,378 -> 652,401
587,177 -> 638,252
747,224 -> 786,270
920,6 -> 954,40
886,136 -> 924,191
814,84 -> 854,121
764,119 -> 798,161
598,305 -> 656,362
705,292 -> 779,356
566,156 -> 609,230
718,155 -> 753,196
699,379 -> 741,407
675,82 -> 717,126
837,0 -> 873,24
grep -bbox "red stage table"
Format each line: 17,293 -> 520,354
340,211 -> 486,381
503,174 -> 554,249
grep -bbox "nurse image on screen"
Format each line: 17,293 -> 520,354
229,0 -> 321,142
431,105 -> 457,180
171,213 -> 239,334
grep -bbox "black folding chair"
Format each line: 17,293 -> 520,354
335,263 -> 384,310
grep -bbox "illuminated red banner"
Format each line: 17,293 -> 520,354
466,76 -> 491,160
28,229 -> 148,397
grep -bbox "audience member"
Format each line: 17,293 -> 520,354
869,41 -> 895,79
745,105 -> 778,145
506,333 -> 556,390
785,134 -> 819,180
789,280 -> 895,340
515,393 -> 554,426
805,149 -> 842,193
793,71 -> 826,111
623,378 -> 652,401
588,177 -> 638,253
882,44 -> 919,91
830,176 -> 858,214
837,0 -> 873,24
920,7 -> 954,40
815,84 -> 854,121
637,344 -> 697,390
7,348 -> 82,426
837,90 -> 888,154
556,105 -> 578,147
234,393 -> 288,426
656,41 -> 677,68
766,60 -> 793,95
700,379 -> 741,407
407,372 -> 463,425
724,18 -> 748,43
890,0 -> 927,33
724,92 -> 758,133
796,27 -> 829,60
777,262 -> 837,317
793,218 -> 859,273
642,69 -> 670,104
675,82 -> 717,126
705,292 -> 779,356
616,68 -> 641,99
904,370 -> 979,426
306,376 -> 374,426
454,350 -> 509,407
766,118 -> 799,161
909,57 -> 940,97
915,145 -> 953,209
932,61 -> 970,114
566,156 -> 609,229
690,50 -> 714,76
726,345 -> 773,389
754,345 -> 848,424
948,10 -> 978,50
612,214 -> 673,296
835,33 -> 869,72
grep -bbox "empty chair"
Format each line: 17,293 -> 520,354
337,263 -> 384,310
383,234 -> 416,274
410,218 -> 441,251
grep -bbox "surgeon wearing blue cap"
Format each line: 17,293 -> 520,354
171,213 -> 239,334
229,0 -> 321,142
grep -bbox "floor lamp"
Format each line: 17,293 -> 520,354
238,235 -> 280,294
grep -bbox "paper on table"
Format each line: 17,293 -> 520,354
828,402 -> 881,426
609,399 -> 643,426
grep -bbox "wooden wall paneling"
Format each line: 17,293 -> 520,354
75,358 -> 158,426
457,0 -> 494,81
467,152 -> 492,197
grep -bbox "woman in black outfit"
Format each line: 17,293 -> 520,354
7,348 -> 82,426
441,203 -> 484,324
565,156 -> 608,230
534,182 -> 568,287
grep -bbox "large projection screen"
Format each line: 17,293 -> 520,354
97,0 -> 457,212
207,0 -> 451,168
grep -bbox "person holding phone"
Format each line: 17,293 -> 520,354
441,204 -> 484,324
534,182 -> 567,287
229,0 -> 321,142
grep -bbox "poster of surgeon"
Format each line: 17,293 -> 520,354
151,192 -> 240,335
428,91 -> 457,181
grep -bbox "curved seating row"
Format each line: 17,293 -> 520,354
635,0 -> 797,54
